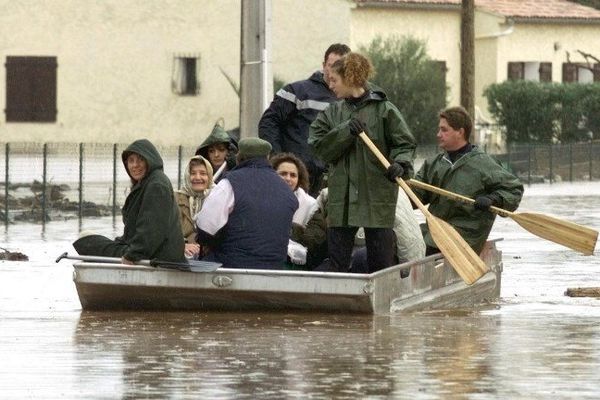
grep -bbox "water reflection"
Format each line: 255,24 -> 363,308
71,311 -> 514,399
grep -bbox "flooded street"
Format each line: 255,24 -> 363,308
1,182 -> 599,399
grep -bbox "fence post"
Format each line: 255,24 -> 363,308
78,143 -> 84,221
548,144 -> 553,184
42,143 -> 48,223
527,143 -> 531,185
112,143 -> 117,218
4,143 -> 9,226
568,143 -> 573,182
177,145 -> 183,189
590,140 -> 594,181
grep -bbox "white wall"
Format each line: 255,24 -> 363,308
0,0 -> 244,146
351,7 -> 462,107
0,0 -> 354,146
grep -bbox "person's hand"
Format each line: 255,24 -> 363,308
348,118 -> 367,137
121,257 -> 134,265
184,243 -> 201,258
474,196 -> 494,211
385,161 -> 405,183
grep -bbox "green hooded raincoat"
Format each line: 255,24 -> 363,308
413,147 -> 524,253
119,139 -> 185,262
308,89 -> 416,228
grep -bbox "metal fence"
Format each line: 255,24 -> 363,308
1,141 -> 598,225
0,142 -> 197,225
496,141 -> 599,184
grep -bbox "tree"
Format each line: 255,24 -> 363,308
361,36 -> 448,144
570,0 -> 600,10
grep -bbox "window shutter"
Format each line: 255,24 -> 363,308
594,63 -> 600,82
5,56 -> 57,122
562,63 -> 578,83
539,62 -> 552,82
507,62 -> 524,80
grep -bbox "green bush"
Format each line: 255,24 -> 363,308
361,36 -> 448,145
484,81 -> 600,143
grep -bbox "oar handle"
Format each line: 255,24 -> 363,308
357,132 -> 431,217
406,179 -> 512,217
56,253 -> 152,265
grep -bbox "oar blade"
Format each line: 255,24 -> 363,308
427,217 -> 489,285
512,212 -> 598,255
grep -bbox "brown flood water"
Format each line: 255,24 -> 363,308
1,182 -> 600,399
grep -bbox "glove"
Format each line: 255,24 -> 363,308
385,161 -> 405,183
474,196 -> 494,211
348,118 -> 367,137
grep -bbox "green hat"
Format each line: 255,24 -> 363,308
238,137 -> 272,159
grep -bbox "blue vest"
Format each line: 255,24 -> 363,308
213,158 -> 298,269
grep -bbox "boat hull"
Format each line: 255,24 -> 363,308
72,240 -> 502,314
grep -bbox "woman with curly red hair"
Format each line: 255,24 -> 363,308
308,52 -> 417,273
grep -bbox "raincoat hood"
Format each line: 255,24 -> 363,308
121,139 -> 164,181
195,122 -> 237,159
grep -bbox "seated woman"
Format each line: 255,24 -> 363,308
175,155 -> 214,259
73,139 -> 185,264
195,119 -> 238,183
271,153 -> 327,269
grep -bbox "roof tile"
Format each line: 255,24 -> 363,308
356,0 -> 600,20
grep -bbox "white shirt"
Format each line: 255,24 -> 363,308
194,179 -> 235,235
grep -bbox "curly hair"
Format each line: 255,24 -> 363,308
331,52 -> 374,88
270,152 -> 310,192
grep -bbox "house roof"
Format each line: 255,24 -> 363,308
355,0 -> 600,21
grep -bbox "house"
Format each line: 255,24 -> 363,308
352,0 -> 600,145
3,0 -> 600,147
0,0 -> 351,145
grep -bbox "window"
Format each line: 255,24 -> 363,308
172,55 -> 200,95
562,63 -> 600,83
507,62 -> 552,82
5,56 -> 57,122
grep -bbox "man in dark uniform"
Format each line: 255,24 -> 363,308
258,43 -> 351,196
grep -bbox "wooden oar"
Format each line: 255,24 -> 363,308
407,179 -> 598,256
358,132 -> 488,285
55,252 -> 222,272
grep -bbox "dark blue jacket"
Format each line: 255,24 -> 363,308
208,158 -> 298,269
258,71 -> 335,178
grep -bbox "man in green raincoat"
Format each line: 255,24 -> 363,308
412,106 -> 524,255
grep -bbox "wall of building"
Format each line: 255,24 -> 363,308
496,22 -> 600,83
350,7 -> 462,107
272,0 -> 352,84
0,0 -> 243,146
0,0 -> 353,146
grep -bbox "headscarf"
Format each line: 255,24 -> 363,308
176,155 -> 214,217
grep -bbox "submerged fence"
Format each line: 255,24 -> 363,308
1,141 -> 598,225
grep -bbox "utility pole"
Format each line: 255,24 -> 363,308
460,0 -> 475,122
239,0 -> 272,139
